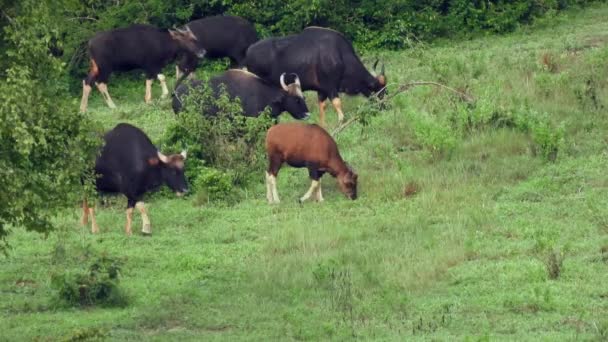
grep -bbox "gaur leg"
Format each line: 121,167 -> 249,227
300,168 -> 324,203
136,201 -> 151,235
318,93 -> 328,127
80,58 -> 100,112
125,199 -> 136,236
89,205 -> 99,234
265,172 -> 274,203
266,156 -> 282,204
157,74 -> 169,98
315,183 -> 324,202
81,199 -> 89,225
96,83 -> 117,109
314,171 -> 325,202
331,97 -> 345,123
80,81 -> 93,113
145,79 -> 154,104
299,180 -> 319,203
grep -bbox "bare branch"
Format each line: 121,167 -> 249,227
67,17 -> 98,22
1,9 -> 15,24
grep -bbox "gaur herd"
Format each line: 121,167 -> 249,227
79,15 -> 387,236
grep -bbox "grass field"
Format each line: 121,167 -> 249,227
2,4 -> 608,341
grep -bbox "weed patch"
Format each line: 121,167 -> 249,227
51,253 -> 128,308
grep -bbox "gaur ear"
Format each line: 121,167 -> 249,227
147,157 -> 160,166
377,75 -> 386,86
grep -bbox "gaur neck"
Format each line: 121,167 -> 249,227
327,156 -> 349,178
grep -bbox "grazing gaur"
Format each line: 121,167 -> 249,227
81,123 -> 188,236
265,122 -> 358,203
245,26 -> 386,126
176,15 -> 258,81
172,69 -> 310,120
79,24 -> 206,112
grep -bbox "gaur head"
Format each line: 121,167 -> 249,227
279,73 -> 310,120
370,59 -> 387,99
169,26 -> 206,59
155,150 -> 189,196
337,165 -> 358,200
177,53 -> 200,81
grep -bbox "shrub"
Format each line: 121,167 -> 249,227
407,110 -> 457,158
51,254 -> 128,308
193,167 -> 238,205
163,81 -> 273,199
0,1 -> 100,251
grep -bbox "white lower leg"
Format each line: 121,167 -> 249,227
89,207 -> 99,233
332,97 -> 345,122
300,180 -> 319,203
81,199 -> 89,225
265,172 -> 273,203
80,81 -> 92,113
175,66 -> 181,82
145,79 -> 153,103
314,183 -> 324,202
125,208 -> 133,236
96,83 -> 116,108
136,201 -> 151,234
269,174 -> 280,204
157,74 -> 169,98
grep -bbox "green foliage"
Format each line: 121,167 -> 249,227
2,3 -> 608,340
193,167 -> 238,205
2,0 -> 595,79
408,110 -> 458,158
0,0 -> 100,251
163,82 -> 272,201
51,254 -> 127,308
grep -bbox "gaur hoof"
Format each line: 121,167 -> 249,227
141,231 -> 152,237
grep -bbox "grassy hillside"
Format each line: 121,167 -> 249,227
2,4 -> 608,341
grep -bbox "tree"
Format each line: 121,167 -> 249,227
0,1 -> 100,253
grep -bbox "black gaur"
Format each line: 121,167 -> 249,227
81,123 -> 188,236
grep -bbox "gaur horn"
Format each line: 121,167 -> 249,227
180,150 -> 188,159
381,63 -> 385,76
290,73 -> 301,87
157,151 -> 170,163
279,73 -> 289,91
373,59 -> 379,71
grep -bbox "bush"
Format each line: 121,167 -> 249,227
0,1 -> 100,251
163,81 -> 273,201
51,254 -> 128,308
193,167 -> 238,205
406,109 -> 458,159
8,0 -> 595,79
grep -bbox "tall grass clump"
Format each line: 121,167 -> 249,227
51,253 -> 128,308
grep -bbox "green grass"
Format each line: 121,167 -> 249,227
3,4 -> 608,340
